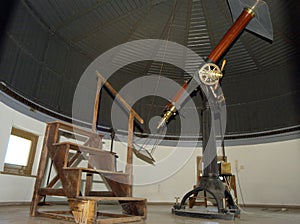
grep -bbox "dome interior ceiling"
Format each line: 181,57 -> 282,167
0,0 -> 299,138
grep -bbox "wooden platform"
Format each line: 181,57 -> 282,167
37,196 -> 146,224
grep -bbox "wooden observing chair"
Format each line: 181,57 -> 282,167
188,156 -> 238,208
30,72 -> 146,224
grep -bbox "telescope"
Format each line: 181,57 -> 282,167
157,0 -> 273,130
157,0 -> 273,219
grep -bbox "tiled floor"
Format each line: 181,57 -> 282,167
0,204 -> 300,224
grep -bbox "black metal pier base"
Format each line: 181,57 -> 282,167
172,176 -> 240,220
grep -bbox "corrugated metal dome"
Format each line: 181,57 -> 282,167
0,0 -> 299,139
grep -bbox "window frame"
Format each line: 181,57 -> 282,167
3,127 -> 38,176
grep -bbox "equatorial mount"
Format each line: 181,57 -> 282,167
156,0 -> 273,220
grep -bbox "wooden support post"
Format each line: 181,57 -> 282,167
30,125 -> 51,216
92,76 -> 102,132
230,175 -> 238,204
62,168 -> 83,198
30,123 -> 59,216
94,71 -> 145,197
125,111 -> 134,197
85,171 -> 93,196
68,199 -> 97,224
85,75 -> 103,195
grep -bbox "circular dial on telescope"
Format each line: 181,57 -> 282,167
198,63 -> 222,86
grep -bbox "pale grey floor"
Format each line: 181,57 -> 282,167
0,204 -> 300,224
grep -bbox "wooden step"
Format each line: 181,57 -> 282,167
63,167 -> 130,189
39,188 -> 65,196
48,120 -> 104,138
87,191 -> 114,197
38,188 -> 115,198
68,197 -> 147,223
74,197 -> 147,219
54,142 -> 116,171
63,167 -> 126,176
53,142 -> 115,155
76,196 -> 146,202
37,210 -> 143,224
62,167 -> 131,198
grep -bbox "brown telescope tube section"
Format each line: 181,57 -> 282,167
172,8 -> 255,103
208,8 -> 255,63
165,80 -> 189,110
157,8 -> 255,129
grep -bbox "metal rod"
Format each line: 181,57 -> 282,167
110,129 -> 115,153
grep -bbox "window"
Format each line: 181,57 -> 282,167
3,127 -> 38,176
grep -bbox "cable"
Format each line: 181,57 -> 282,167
145,0 -> 178,122
235,164 -> 246,210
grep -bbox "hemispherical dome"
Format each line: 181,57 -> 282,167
0,0 -> 299,140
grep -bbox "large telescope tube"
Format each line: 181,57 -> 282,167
157,6 -> 256,129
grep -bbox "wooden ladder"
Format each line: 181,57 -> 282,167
31,72 -> 146,223
30,121 -> 146,224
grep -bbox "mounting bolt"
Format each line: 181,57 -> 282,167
174,197 -> 180,204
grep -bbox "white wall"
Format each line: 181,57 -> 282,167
226,140 -> 300,206
0,101 -> 299,206
106,132 -> 300,206
132,138 -> 300,207
0,102 -> 46,202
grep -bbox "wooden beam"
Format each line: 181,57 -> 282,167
96,71 -> 144,124
30,125 -> 51,216
92,76 -> 102,132
37,211 -> 74,222
125,111 -> 134,196
77,196 -> 146,201
96,216 -> 142,224
87,191 -> 114,197
39,188 -> 66,196
62,167 -> 125,175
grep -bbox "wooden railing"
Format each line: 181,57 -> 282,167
94,71 -> 144,196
